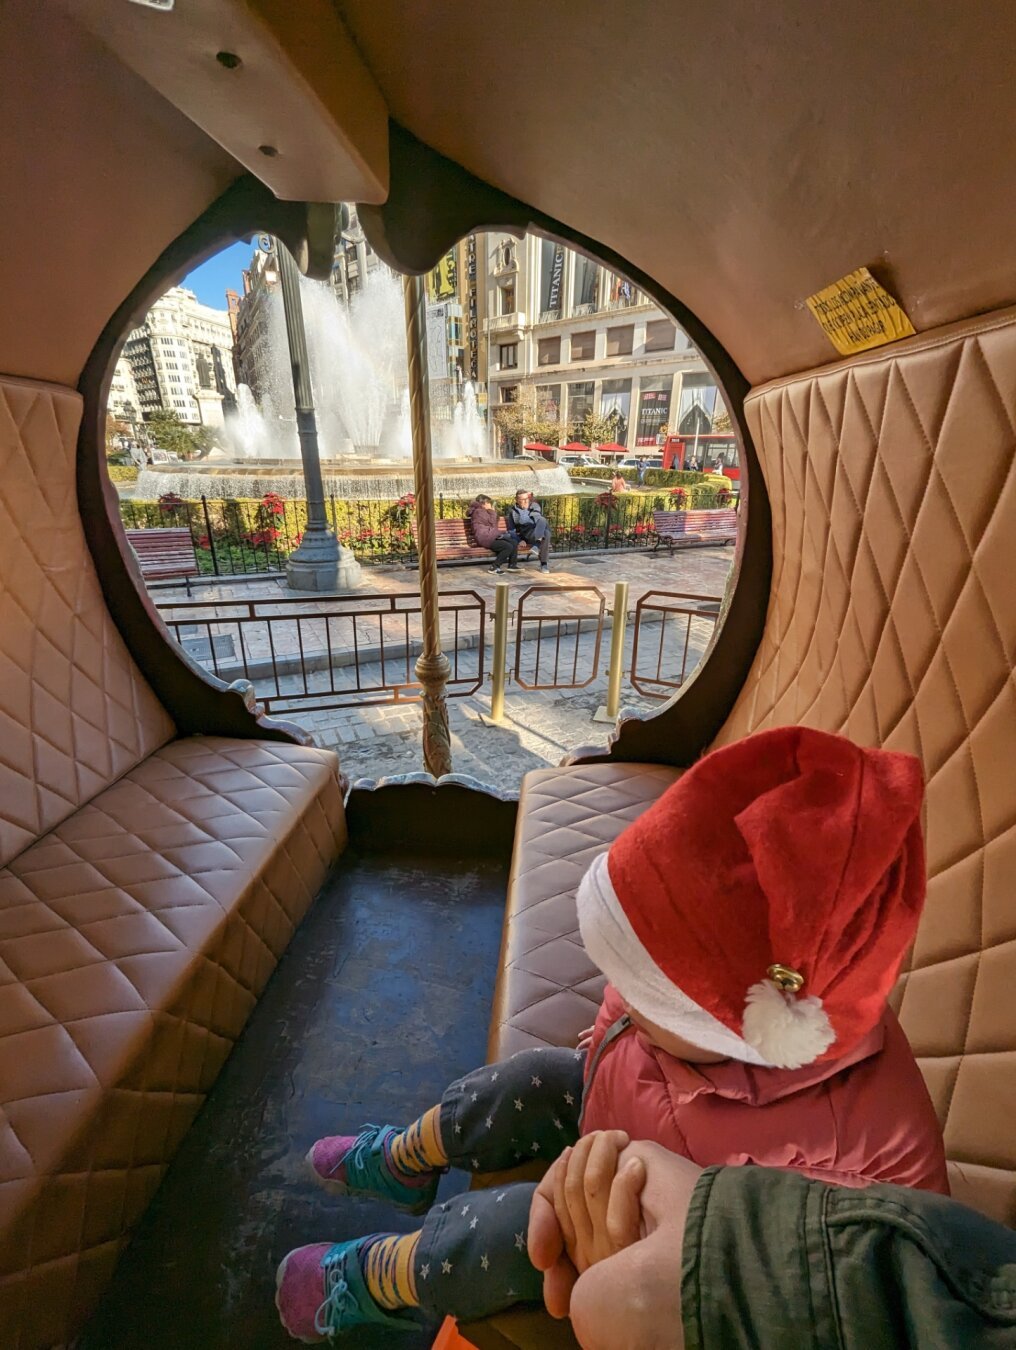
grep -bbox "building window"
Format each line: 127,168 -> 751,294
499,343 -> 518,369
606,325 -> 634,357
677,372 -> 719,435
499,281 -> 516,315
572,255 -> 599,311
635,378 -> 674,446
570,331 -> 596,361
536,385 -> 562,419
600,378 -> 632,445
500,384 -> 519,403
538,336 -> 562,367
644,319 -> 676,352
567,382 -> 595,426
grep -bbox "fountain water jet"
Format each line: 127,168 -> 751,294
136,267 -> 573,500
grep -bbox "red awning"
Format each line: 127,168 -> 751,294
561,441 -> 588,451
597,442 -> 627,455
525,442 -> 556,452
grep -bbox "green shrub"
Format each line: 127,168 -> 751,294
566,465 -> 718,488
107,465 -> 139,484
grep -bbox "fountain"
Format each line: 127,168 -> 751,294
136,269 -> 571,502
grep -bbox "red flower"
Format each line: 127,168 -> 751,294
397,492 -> 416,508
262,492 -> 285,515
158,492 -> 183,511
292,532 -> 303,547
197,534 -> 211,550
670,486 -> 688,503
633,522 -> 646,535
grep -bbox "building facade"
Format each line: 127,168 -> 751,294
122,285 -> 237,428
482,234 -> 724,453
232,246 -> 280,406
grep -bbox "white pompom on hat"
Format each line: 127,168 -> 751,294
576,727 -> 926,1070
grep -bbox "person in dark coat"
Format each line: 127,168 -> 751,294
466,495 -> 518,572
506,489 -> 552,571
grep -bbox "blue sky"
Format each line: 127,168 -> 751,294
181,241 -> 255,310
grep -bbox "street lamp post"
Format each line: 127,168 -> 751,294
274,238 -> 361,592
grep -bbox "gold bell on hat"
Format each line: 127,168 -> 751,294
768,963 -> 805,994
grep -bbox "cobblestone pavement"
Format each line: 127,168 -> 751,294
155,546 -> 734,787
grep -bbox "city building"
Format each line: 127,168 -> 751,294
483,234 -> 724,453
331,204 -> 387,302
232,245 -> 280,405
425,233 -> 488,417
122,285 -> 237,430
107,355 -> 142,430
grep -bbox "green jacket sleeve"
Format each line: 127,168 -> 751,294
681,1166 -> 1016,1349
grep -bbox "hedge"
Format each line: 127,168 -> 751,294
107,465 -> 139,484
566,466 -> 732,490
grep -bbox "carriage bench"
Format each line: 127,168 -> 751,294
125,526 -> 201,590
652,508 -> 738,553
411,516 -> 534,565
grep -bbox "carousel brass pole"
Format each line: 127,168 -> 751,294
403,274 -> 453,776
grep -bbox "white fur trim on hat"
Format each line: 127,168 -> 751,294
576,852 -> 771,1067
742,980 -> 836,1070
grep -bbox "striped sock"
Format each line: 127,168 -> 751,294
388,1106 -> 447,1178
360,1232 -> 421,1311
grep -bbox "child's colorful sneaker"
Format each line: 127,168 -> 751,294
275,1240 -> 417,1342
306,1124 -> 440,1215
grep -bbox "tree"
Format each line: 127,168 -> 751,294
569,408 -> 617,448
146,408 -> 214,460
104,413 -> 131,460
492,385 -> 563,452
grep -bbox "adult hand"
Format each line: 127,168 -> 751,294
529,1136 -> 702,1349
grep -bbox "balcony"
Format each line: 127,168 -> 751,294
485,311 -> 525,333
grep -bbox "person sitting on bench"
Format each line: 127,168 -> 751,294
506,488 -> 551,572
466,495 -> 519,573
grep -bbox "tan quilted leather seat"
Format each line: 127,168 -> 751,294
489,762 -> 682,1059
0,736 -> 344,1348
0,376 -> 348,1347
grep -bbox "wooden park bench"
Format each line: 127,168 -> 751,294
652,507 -> 738,553
411,515 -> 534,564
125,526 -> 201,590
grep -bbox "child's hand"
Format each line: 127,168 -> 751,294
576,1026 -> 596,1052
528,1130 -> 638,1317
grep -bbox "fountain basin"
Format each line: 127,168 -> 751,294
135,457 -> 574,502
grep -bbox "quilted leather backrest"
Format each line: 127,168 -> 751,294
0,375 -> 175,866
715,306 -> 1016,1224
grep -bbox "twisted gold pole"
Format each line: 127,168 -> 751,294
403,274 -> 452,777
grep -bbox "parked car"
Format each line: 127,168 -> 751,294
558,451 -> 597,467
619,455 -> 663,470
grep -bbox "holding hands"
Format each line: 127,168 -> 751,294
528,1131 -> 701,1350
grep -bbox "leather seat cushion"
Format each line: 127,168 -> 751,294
488,761 -> 682,1061
0,735 -> 346,1349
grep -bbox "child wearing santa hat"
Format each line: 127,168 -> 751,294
275,726 -> 948,1342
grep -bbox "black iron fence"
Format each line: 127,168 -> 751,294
152,583 -> 723,715
120,489 -> 696,578
155,591 -> 486,713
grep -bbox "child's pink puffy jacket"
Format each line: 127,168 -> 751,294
581,985 -> 949,1192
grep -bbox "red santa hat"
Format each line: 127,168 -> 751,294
576,726 -> 926,1070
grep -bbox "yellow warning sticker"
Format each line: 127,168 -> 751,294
805,267 -> 916,357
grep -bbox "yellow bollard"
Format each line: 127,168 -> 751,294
488,581 -> 510,723
594,581 -> 629,724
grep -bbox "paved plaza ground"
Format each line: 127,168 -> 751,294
155,545 -> 735,786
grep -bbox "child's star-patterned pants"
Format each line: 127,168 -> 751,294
413,1046 -> 585,1321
